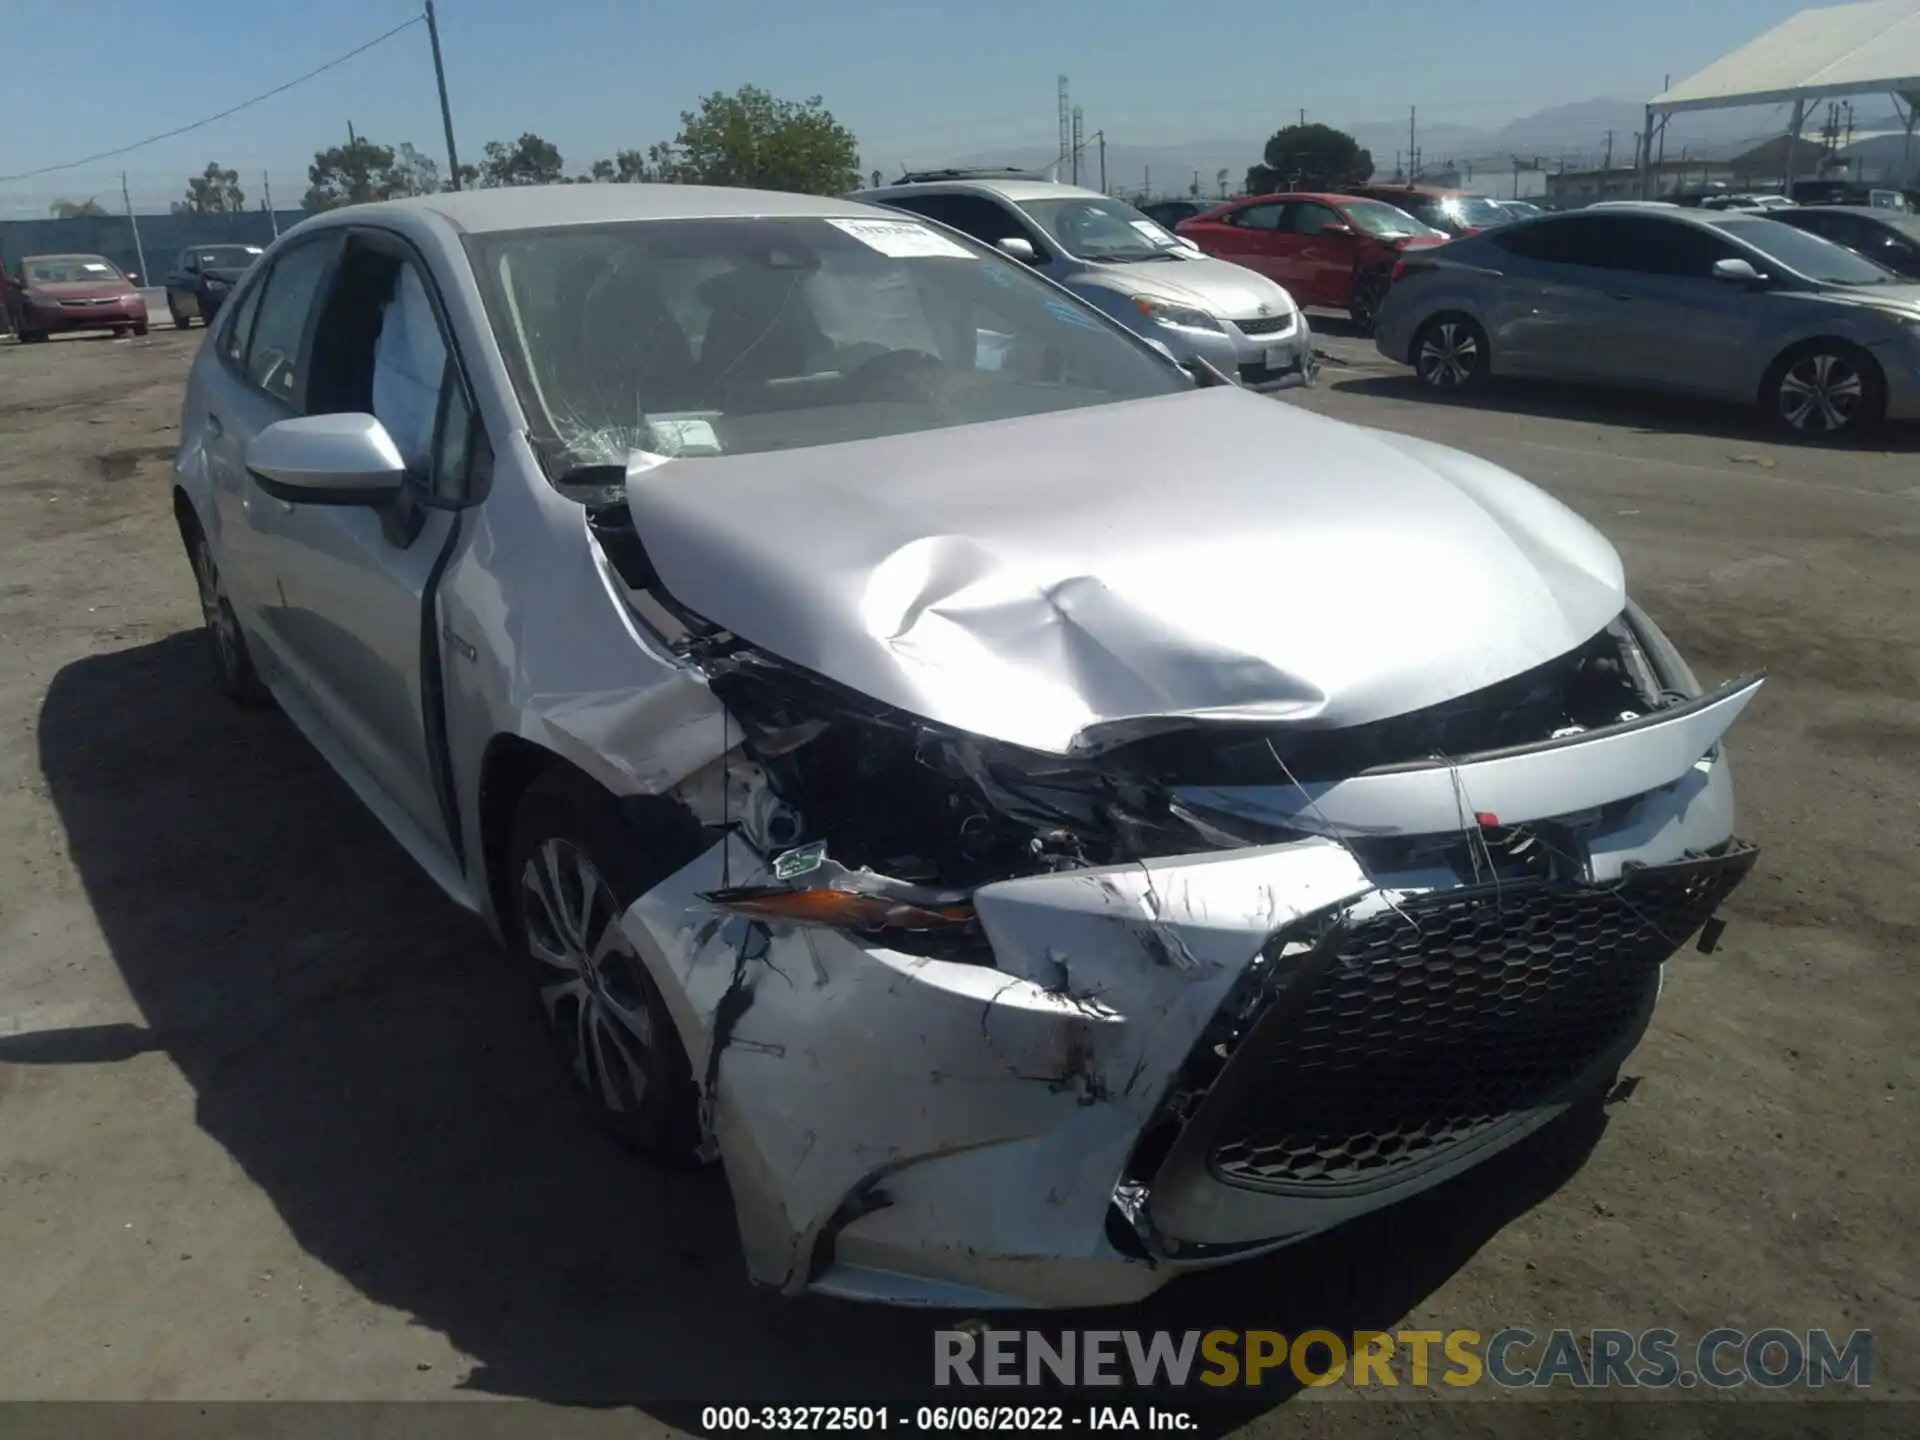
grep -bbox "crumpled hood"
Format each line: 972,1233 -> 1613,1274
1074,253 -> 1298,317
623,386 -> 1626,755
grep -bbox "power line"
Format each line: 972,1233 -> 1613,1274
0,15 -> 426,184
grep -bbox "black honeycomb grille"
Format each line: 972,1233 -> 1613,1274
1208,844 -> 1758,1193
1233,314 -> 1294,336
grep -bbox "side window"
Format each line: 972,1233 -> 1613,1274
881,194 -> 951,226
1281,202 -> 1341,236
220,273 -> 266,368
1604,218 -> 1737,277
243,240 -> 336,405
429,360 -> 490,504
1233,203 -> 1285,231
303,243 -> 454,480
1491,217 -> 1602,266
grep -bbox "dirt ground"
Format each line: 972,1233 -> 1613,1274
0,319 -> 1914,1433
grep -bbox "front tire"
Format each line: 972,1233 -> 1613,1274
1412,313 -> 1490,392
1349,272 -> 1389,335
508,771 -> 701,1156
1762,340 -> 1884,439
133,321 -> 149,337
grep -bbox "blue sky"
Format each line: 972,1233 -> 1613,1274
0,0 -> 1822,209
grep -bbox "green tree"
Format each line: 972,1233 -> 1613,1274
1244,123 -> 1374,195
303,137 -> 400,211
647,86 -> 861,194
174,162 -> 244,215
49,197 -> 108,218
478,133 -> 566,187
388,143 -> 442,197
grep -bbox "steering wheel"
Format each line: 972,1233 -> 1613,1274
840,347 -> 947,401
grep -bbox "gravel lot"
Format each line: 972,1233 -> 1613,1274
0,319 -> 1914,1432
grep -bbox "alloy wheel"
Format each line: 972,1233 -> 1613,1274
1416,321 -> 1481,388
1776,352 -> 1865,434
519,837 -> 658,1115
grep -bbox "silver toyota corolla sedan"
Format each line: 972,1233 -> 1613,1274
173,183 -> 1760,1310
1375,206 -> 1920,437
852,177 -> 1315,390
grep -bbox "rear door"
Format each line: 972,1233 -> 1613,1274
1479,217 -> 1622,378
1191,200 -> 1288,279
199,232 -> 343,647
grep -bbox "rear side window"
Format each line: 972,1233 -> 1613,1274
220,276 -> 265,367
1232,203 -> 1285,230
243,239 -> 337,406
1490,217 -> 1604,265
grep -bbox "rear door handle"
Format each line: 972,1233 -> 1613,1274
204,414 -> 224,439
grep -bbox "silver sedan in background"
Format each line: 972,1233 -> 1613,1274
1375,207 -> 1920,436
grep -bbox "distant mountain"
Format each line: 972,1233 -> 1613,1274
938,98 -> 1892,198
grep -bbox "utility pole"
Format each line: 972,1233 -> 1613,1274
425,1 -> 463,190
349,119 -> 358,148
264,171 -> 279,238
1071,105 -> 1084,186
1098,132 -> 1107,193
119,172 -> 147,287
1057,76 -> 1072,176
1409,107 -> 1417,181
1299,108 -> 1306,127
1604,129 -> 1614,171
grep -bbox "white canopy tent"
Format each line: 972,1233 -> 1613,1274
1641,0 -> 1920,195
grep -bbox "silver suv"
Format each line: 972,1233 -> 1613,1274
853,175 -> 1314,389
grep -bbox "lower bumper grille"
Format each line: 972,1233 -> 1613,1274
1198,844 -> 1758,1195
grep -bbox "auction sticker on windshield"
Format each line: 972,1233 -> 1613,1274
827,218 -> 975,259
1129,220 -> 1182,246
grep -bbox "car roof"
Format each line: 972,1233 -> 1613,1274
22,252 -> 113,264
855,178 -> 1113,204
319,183 -> 892,235
1782,204 -> 1905,220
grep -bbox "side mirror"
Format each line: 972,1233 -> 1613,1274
996,236 -> 1039,264
126,272 -> 139,285
1712,257 -> 1765,287
246,414 -> 409,506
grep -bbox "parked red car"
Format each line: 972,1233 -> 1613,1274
5,253 -> 148,341
1343,185 -> 1510,238
1177,192 -> 1448,332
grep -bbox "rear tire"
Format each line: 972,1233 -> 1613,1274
133,321 -> 149,337
185,519 -> 268,706
168,297 -> 189,329
1761,339 -> 1885,439
1411,313 -> 1489,393
507,770 -> 702,1157
19,328 -> 47,344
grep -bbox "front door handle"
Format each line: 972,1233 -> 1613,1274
204,414 -> 224,439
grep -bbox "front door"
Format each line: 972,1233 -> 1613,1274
248,235 -> 480,859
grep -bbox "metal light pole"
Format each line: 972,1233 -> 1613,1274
119,172 -> 148,285
425,2 -> 463,190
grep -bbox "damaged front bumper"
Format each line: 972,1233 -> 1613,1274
613,682 -> 1758,1308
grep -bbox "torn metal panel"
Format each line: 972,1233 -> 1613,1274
624,387 -> 1627,755
621,833 -> 1374,1301
1176,673 -> 1763,841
